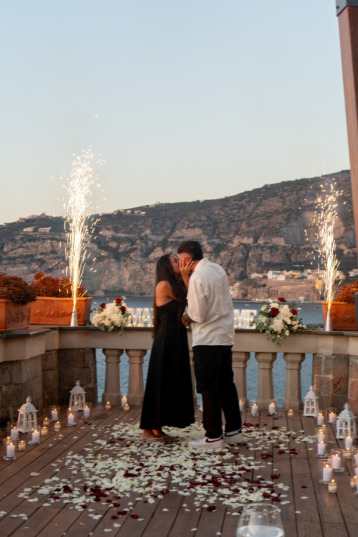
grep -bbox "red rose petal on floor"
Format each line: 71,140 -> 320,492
271,474 -> 280,479
130,514 -> 139,519
117,510 -> 128,515
206,505 -> 216,512
111,515 -> 119,519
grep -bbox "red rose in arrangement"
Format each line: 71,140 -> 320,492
270,307 -> 279,316
99,303 -> 106,309
277,297 -> 286,302
120,305 -> 126,313
115,297 -> 122,304
290,308 -> 298,315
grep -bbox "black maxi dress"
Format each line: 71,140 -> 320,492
140,300 -> 195,430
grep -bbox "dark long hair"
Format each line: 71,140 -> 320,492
152,253 -> 187,334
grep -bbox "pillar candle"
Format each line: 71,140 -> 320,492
331,453 -> 341,470
268,402 -> 276,415
317,412 -> 324,426
51,408 -> 59,421
345,435 -> 353,450
32,430 -> 40,444
322,464 -> 332,482
328,411 -> 336,423
10,426 -> 19,441
239,399 -> 245,412
6,443 -> 16,458
317,442 -> 326,456
251,403 -> 258,416
83,405 -> 90,418
67,413 -> 75,426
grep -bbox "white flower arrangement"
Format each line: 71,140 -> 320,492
91,297 -> 131,333
252,297 -> 307,346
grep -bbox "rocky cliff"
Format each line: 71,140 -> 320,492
0,171 -> 356,295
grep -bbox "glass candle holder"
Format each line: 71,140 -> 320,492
327,408 -> 337,424
28,426 -> 40,445
17,439 -> 26,451
316,426 -> 328,444
328,479 -> 337,493
43,417 -> 50,427
353,449 -> 358,467
317,411 -> 325,426
3,438 -> 16,460
268,401 -> 276,415
287,408 -> 294,417
105,401 -> 112,410
239,399 -> 245,412
251,401 -> 258,417
40,426 -> 48,437
50,406 -> 59,421
350,475 -> 357,488
345,433 -> 354,451
67,408 -> 76,427
316,439 -> 327,457
319,459 -> 333,484
83,403 -> 91,419
9,423 -> 19,441
330,449 -> 344,473
54,421 -> 61,432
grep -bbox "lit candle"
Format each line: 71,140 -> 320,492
10,425 -> 19,441
328,479 -> 337,493
6,442 -> 16,458
328,411 -> 336,423
322,463 -> 332,482
18,440 -> 26,451
251,402 -> 258,416
51,407 -> 59,421
105,401 -> 111,410
317,441 -> 326,456
268,402 -> 276,415
43,417 -> 50,427
317,429 -> 325,443
343,449 -> 353,459
288,409 -> 294,417
317,412 -> 324,426
331,453 -> 341,470
121,395 -> 128,408
350,475 -> 357,488
67,412 -> 75,426
54,421 -> 61,432
239,399 -> 245,412
345,435 -> 353,450
83,405 -> 90,418
32,429 -> 40,444
354,450 -> 358,466
124,402 -> 130,411
40,426 -> 48,436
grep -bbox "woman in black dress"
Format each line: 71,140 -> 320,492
140,253 -> 195,442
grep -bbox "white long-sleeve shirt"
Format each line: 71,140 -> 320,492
187,257 -> 234,346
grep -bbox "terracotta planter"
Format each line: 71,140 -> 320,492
30,297 -> 92,326
322,301 -> 357,331
0,299 -> 31,331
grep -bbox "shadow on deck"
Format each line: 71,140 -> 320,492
0,405 -> 357,537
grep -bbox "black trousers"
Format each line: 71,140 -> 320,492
192,345 -> 242,439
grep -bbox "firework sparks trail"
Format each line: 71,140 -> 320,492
64,148 -> 100,324
314,181 -> 341,328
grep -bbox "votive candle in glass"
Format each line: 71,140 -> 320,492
40,426 -> 48,437
54,421 -> 61,432
6,441 -> 16,459
105,401 -> 112,410
317,411 -> 324,426
31,427 -> 40,445
317,441 -> 326,456
43,417 -> 50,427
239,399 -> 245,412
328,479 -> 337,493
350,475 -> 357,488
268,401 -> 276,415
10,424 -> 19,441
322,463 -> 333,483
67,409 -> 75,426
251,402 -> 258,416
345,434 -> 353,450
328,410 -> 336,423
17,439 -> 26,451
288,409 -> 294,417
83,404 -> 90,419
50,406 -> 59,421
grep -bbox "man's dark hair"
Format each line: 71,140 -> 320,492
177,241 -> 203,261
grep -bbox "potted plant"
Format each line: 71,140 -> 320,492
29,272 -> 92,326
0,273 -> 36,331
322,280 -> 358,331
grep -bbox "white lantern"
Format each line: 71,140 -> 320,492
303,385 -> 319,417
69,380 -> 86,410
17,396 -> 38,433
336,403 -> 357,439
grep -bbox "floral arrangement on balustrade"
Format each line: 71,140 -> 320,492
252,297 -> 307,346
30,272 -> 88,297
91,297 -> 131,333
0,273 -> 36,305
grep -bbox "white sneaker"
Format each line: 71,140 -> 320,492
224,430 -> 244,444
189,436 -> 224,449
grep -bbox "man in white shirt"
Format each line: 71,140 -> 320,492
177,240 -> 242,448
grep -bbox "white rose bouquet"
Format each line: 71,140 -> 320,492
252,297 -> 307,346
91,297 -> 131,333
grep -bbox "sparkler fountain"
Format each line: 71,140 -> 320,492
64,149 -> 99,326
314,181 -> 341,331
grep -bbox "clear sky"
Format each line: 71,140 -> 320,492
0,0 -> 350,225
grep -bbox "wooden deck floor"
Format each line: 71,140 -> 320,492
0,405 -> 357,537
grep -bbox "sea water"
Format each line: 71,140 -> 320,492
94,297 -> 323,403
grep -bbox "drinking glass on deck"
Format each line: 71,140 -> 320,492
236,503 -> 284,537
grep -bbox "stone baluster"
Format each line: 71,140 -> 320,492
102,349 -> 123,404
232,351 -> 250,405
126,349 -> 146,405
255,352 -> 277,409
283,352 -> 305,410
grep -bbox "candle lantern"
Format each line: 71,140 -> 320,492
303,385 -> 319,417
17,396 -> 38,433
336,403 -> 357,440
69,380 -> 86,411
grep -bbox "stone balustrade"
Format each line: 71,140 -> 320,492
1,326 -> 358,425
